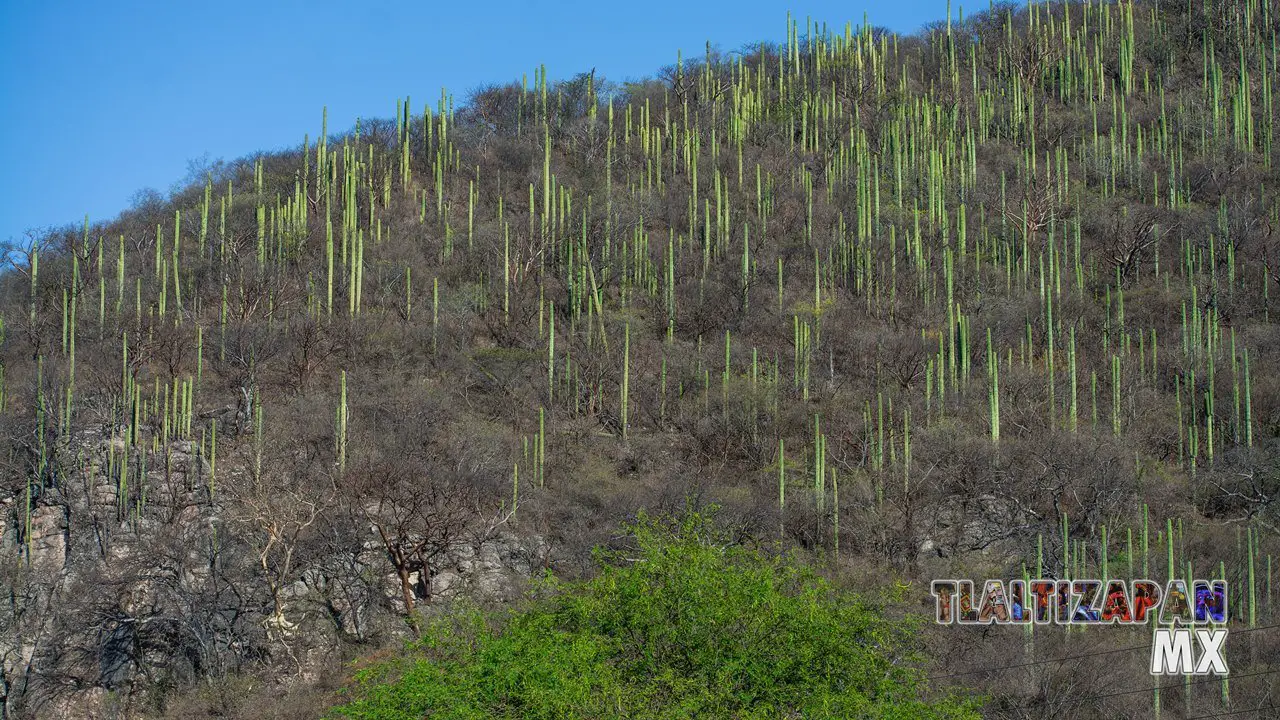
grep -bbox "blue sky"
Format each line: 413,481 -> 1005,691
0,1 -> 952,244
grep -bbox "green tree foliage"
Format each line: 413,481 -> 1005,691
331,509 -> 978,720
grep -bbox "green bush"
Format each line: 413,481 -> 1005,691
330,509 -> 979,719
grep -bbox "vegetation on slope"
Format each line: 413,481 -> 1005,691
330,509 -> 978,720
0,0 -> 1277,717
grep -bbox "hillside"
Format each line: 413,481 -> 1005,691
1,0 -> 1279,717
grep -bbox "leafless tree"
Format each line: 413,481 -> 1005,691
344,458 -> 480,629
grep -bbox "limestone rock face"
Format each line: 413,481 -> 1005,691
27,505 -> 67,574
0,433 -> 548,719
420,531 -> 549,604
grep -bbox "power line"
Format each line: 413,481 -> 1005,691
927,623 -> 1280,681
1184,704 -> 1280,719
1059,668 -> 1279,706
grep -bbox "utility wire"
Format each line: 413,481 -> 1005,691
1184,704 -> 1280,719
927,623 -> 1280,681
1051,668 -> 1279,706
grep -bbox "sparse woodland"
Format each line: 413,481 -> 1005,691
1,0 -> 1279,717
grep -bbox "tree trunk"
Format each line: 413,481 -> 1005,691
395,565 -> 419,630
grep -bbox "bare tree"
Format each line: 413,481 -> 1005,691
345,459 -> 479,630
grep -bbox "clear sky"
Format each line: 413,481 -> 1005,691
0,0 -> 952,244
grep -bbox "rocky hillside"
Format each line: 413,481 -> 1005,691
2,1 -> 1279,717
